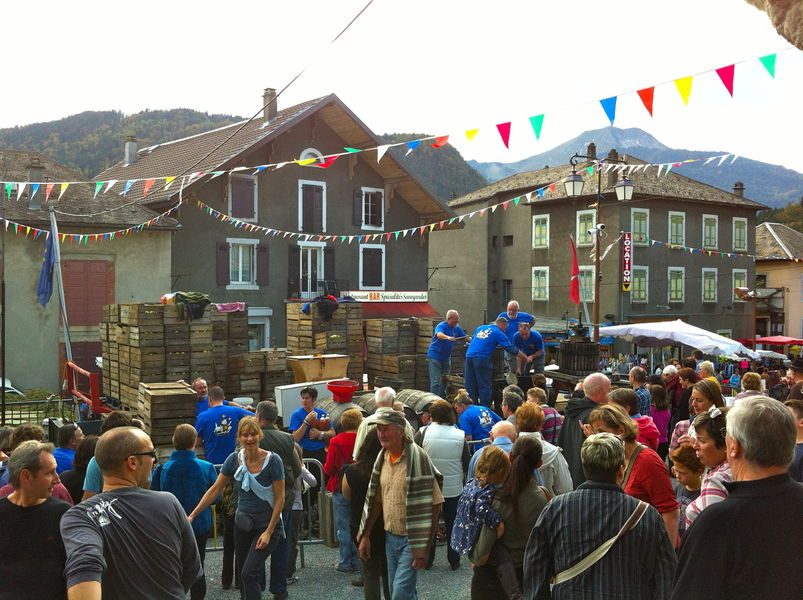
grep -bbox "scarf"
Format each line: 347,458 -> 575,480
234,450 -> 276,506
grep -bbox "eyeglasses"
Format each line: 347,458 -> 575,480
130,450 -> 157,460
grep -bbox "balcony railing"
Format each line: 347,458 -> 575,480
296,279 -> 350,301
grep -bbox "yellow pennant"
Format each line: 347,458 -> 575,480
465,129 -> 480,141
296,158 -> 316,166
674,76 -> 693,105
164,176 -> 177,189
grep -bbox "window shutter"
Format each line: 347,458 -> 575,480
375,191 -> 384,227
324,247 -> 335,280
363,248 -> 382,287
288,246 -> 300,297
231,176 -> 255,219
353,190 -> 363,227
256,244 -> 269,286
301,185 -> 313,232
313,186 -> 324,232
216,242 -> 230,286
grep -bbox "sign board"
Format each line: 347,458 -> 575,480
622,232 -> 632,292
343,291 -> 428,302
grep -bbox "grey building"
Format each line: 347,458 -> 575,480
95,91 -> 453,348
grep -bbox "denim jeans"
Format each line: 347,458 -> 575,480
332,492 -> 360,571
464,356 -> 493,407
385,532 -> 418,600
268,508 -> 292,594
427,358 -> 451,397
234,522 -> 282,600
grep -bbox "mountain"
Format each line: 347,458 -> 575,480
378,133 -> 488,202
469,127 -> 803,208
0,110 -> 242,177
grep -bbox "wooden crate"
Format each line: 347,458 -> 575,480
229,352 -> 267,374
191,349 -> 214,367
166,349 -> 191,368
164,325 -> 190,347
162,305 -> 185,325
165,367 -> 190,381
137,382 -> 196,443
190,323 -> 213,347
115,325 -> 130,345
364,319 -> 399,337
415,355 -> 430,391
120,303 -> 164,326
264,350 -> 288,373
130,347 -> 165,367
129,367 -> 165,388
130,326 -> 165,348
366,336 -> 398,355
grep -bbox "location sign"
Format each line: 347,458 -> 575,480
622,232 -> 632,292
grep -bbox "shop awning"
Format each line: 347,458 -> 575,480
756,335 -> 803,345
359,302 -> 441,319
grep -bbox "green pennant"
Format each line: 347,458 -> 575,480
344,147 -> 361,153
586,166 -> 594,175
514,197 -> 521,206
94,181 -> 104,198
394,231 -> 400,240
4,183 -> 11,200
528,114 -> 544,140
759,53 -> 776,78
340,236 -> 346,242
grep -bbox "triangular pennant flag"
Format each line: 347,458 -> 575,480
142,179 -> 156,197
317,156 -> 339,169
406,140 -> 421,152
385,232 -> 391,241
4,183 -> 12,200
536,188 -> 545,199
252,166 -> 267,174
479,209 -> 487,216
29,183 -> 40,201
502,201 -> 511,210
163,176 -> 177,189
458,215 -> 466,222
586,166 -> 594,176
296,158 -> 317,166
496,122 -> 511,149
104,180 -> 118,193
465,129 -> 479,141
93,181 -> 103,199
759,53 -> 776,78
548,183 -> 556,192
432,136 -> 449,148
344,147 -> 361,153
674,76 -> 693,105
209,171 -> 226,179
636,87 -> 654,116
122,180 -> 135,195
514,196 -> 521,206
45,183 -> 55,201
599,96 -> 617,126
656,164 -> 664,177
715,64 -> 735,97
491,204 -> 499,213
528,114 -> 544,140
376,145 -> 390,163
394,231 -> 400,240
428,223 -> 436,232
419,226 -> 427,235
718,154 -> 730,167
274,162 -> 288,170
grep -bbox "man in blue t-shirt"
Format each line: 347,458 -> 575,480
194,385 -> 252,465
53,423 -> 83,474
513,322 -> 545,377
287,387 -> 335,464
427,310 -> 470,398
497,300 -> 535,374
455,394 -> 500,451
464,318 -> 526,408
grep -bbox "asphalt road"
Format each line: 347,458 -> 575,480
202,537 -> 472,600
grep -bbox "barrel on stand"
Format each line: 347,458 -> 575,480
558,341 -> 601,376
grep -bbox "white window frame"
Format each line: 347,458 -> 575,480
668,211 -> 686,246
576,210 -> 596,247
732,217 -> 748,252
226,237 -> 259,291
359,243 -> 386,291
631,265 -> 649,304
702,268 -> 718,303
299,147 -> 324,166
631,208 -> 650,246
247,307 -> 273,350
361,186 -> 384,231
228,173 -> 258,223
716,329 -> 733,339
732,269 -> 747,302
579,265 -> 595,302
532,267 -> 549,301
297,179 -> 327,232
297,240 -> 327,299
668,267 -> 685,303
702,214 -> 719,249
532,214 -> 550,249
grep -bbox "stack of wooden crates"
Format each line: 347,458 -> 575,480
365,318 -> 441,391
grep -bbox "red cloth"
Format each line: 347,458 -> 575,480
323,431 -> 357,493
569,237 -> 581,305
0,482 -> 74,505
635,415 -> 660,451
664,375 -> 683,410
625,446 -> 679,514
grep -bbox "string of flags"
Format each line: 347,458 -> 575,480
647,238 -> 796,262
0,51 -> 787,193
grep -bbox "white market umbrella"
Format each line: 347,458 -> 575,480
757,349 -> 788,360
599,319 -> 760,359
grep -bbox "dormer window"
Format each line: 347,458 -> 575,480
299,147 -> 325,167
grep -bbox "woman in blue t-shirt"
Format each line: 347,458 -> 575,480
190,417 -> 285,600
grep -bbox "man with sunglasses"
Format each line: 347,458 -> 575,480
61,427 -> 201,600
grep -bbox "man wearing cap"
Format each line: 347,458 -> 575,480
787,358 -> 803,400
358,409 -> 443,599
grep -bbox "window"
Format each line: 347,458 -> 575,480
716,329 -> 733,339
247,307 -> 273,351
358,187 -> 384,230
228,238 -> 258,289
532,214 -> 549,249
502,235 -> 514,247
631,208 -> 649,245
631,266 -> 648,304
579,266 -> 595,302
359,244 -> 385,290
229,174 -> 257,222
755,274 -> 767,288
298,180 -> 326,232
733,218 -> 748,252
299,147 -> 325,166
668,267 -> 685,303
732,269 -> 747,302
576,210 -> 596,247
702,268 -> 718,303
668,212 -> 685,245
532,267 -> 549,301
702,214 -> 718,249
502,279 -> 513,302
492,236 -> 498,248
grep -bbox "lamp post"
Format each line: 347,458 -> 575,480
564,152 -> 633,342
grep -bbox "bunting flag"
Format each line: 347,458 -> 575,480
432,135 -> 449,148
142,179 -> 156,197
674,76 -> 693,105
93,181 -> 103,199
29,184 -> 40,202
465,129 -> 479,141
637,87 -> 655,117
528,114 -> 544,141
45,183 -> 55,201
715,64 -> 735,97
376,144 -> 390,162
405,140 -> 421,156
122,180 -> 135,195
496,122 -> 512,148
599,96 -> 617,126
316,155 -> 339,168
759,53 -> 776,78
58,183 -> 70,201
104,180 -> 117,193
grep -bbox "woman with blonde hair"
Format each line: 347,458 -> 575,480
515,403 -> 572,496
670,378 -> 724,451
733,372 -> 766,403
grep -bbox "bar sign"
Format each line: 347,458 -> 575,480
622,232 -> 633,292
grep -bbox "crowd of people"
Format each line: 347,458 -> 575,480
0,306 -> 802,600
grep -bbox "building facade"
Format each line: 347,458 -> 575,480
755,222 -> 803,338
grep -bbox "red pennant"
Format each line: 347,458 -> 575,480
715,64 -> 735,97
502,201 -> 510,210
432,136 -> 449,148
142,179 -> 156,197
385,232 -> 392,241
637,87 -> 654,116
496,122 -> 511,149
45,183 -> 55,201
548,183 -> 556,192
316,155 -> 339,169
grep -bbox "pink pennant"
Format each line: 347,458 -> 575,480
496,122 -> 511,149
432,136 -> 450,148
45,183 -> 55,201
385,232 -> 392,241
142,179 -> 156,197
502,201 -> 510,210
715,64 -> 735,97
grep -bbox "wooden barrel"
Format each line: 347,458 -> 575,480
557,341 -> 600,376
314,398 -> 368,432
395,389 -> 442,414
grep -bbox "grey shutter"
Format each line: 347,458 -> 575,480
362,248 -> 382,287
313,185 -> 324,232
216,242 -> 230,286
353,190 -> 363,227
288,246 -> 300,297
256,244 -> 269,286
301,185 -> 314,232
324,247 -> 335,281
231,177 -> 255,219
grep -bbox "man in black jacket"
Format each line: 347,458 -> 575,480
558,372 -> 610,487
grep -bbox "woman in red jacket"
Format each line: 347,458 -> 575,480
323,408 -> 364,575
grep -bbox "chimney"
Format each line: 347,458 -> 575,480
263,88 -> 277,121
607,148 -> 619,187
587,143 -> 596,160
27,156 -> 45,209
733,181 -> 745,197
124,136 -> 138,166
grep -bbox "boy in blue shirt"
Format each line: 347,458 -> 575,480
427,310 -> 469,397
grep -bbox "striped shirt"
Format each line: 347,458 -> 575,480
684,461 -> 731,528
523,481 -> 677,600
540,405 -> 562,445
635,385 -> 652,418
669,419 -> 692,452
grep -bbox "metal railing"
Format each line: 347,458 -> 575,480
2,396 -> 71,426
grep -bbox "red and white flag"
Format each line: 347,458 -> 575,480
569,236 -> 581,305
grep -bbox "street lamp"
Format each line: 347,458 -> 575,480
564,151 -> 633,342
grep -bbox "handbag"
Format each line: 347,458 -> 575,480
550,500 -> 649,586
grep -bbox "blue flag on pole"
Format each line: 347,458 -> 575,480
37,233 -> 55,306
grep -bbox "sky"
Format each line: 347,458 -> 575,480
3,0 -> 803,172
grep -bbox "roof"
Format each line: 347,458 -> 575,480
450,154 -> 767,211
0,150 -> 177,230
95,94 -> 454,221
755,222 -> 803,260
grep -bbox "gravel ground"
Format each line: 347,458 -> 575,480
202,537 -> 472,600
